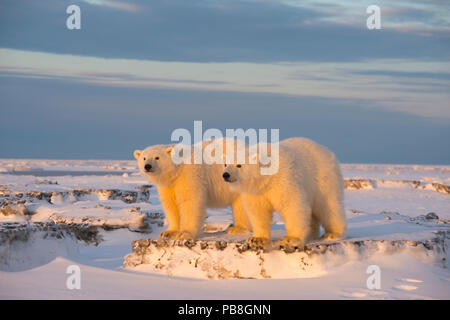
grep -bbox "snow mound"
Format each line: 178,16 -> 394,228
0,222 -> 80,271
0,187 -> 151,205
0,186 -> 157,235
50,207 -> 147,231
123,231 -> 449,279
344,179 -> 450,194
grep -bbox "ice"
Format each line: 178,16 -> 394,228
0,159 -> 449,299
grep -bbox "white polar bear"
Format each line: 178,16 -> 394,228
134,143 -> 251,239
222,137 -> 347,247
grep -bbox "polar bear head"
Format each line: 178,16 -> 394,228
134,145 -> 179,186
222,152 -> 272,194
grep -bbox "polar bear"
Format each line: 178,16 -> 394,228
134,143 -> 251,239
222,137 -> 346,247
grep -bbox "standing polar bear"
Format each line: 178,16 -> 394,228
134,143 -> 251,239
222,137 -> 346,247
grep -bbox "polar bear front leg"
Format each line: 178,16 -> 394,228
228,197 -> 252,235
242,195 -> 272,244
278,197 -> 312,248
158,187 -> 180,239
177,198 -> 206,239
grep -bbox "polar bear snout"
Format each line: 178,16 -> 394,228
222,172 -> 231,181
144,164 -> 153,172
222,171 -> 237,183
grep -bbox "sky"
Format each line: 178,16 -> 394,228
0,0 -> 449,163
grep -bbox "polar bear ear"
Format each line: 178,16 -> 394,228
133,150 -> 142,160
165,146 -> 173,155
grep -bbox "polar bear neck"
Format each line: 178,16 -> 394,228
232,173 -> 272,195
148,164 -> 183,188
250,174 -> 272,194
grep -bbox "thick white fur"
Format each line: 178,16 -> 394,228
222,137 -> 347,247
134,142 -> 251,239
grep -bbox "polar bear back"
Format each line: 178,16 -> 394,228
277,137 -> 343,199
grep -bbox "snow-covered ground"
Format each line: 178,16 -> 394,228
0,159 -> 449,299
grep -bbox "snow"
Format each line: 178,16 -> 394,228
123,236 -> 447,280
1,254 -> 449,299
0,159 -> 449,299
0,225 -> 79,272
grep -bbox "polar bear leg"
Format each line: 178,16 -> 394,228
178,199 -> 207,239
242,195 -> 272,241
279,197 -> 312,246
158,188 -> 180,238
308,215 -> 320,241
228,197 -> 251,235
317,193 -> 347,240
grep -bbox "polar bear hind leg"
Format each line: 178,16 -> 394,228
315,192 -> 346,241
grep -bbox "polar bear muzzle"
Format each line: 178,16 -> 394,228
222,172 -> 230,181
222,172 -> 237,183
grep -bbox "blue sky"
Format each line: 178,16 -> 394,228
0,0 -> 449,163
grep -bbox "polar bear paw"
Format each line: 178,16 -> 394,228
160,230 -> 179,239
175,231 -> 195,240
246,236 -> 270,249
227,225 -> 251,235
277,236 -> 304,251
320,233 -> 344,241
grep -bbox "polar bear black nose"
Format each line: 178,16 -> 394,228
144,164 -> 152,172
222,172 -> 230,181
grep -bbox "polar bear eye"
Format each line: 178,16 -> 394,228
224,164 -> 227,167
237,164 -> 242,168
143,157 -> 146,161
155,157 -> 159,160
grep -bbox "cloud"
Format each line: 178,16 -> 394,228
1,48 -> 449,119
0,0 -> 448,63
281,0 -> 450,35
353,70 -> 450,81
82,0 -> 139,12
1,75 -> 449,164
